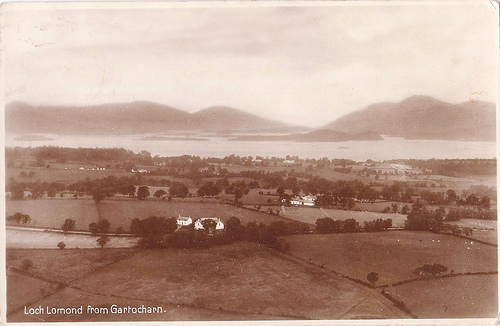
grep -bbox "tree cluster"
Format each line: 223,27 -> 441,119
404,202 -> 444,232
315,217 -> 361,233
413,263 -> 448,277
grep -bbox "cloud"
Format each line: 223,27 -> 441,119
2,2 -> 497,127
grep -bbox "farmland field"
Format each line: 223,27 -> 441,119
463,229 -> 498,245
7,243 -> 406,322
447,218 -> 497,230
6,198 -> 283,232
6,166 -> 134,185
285,231 -> 497,285
6,271 -> 56,314
6,248 -> 138,283
387,274 -> 498,318
6,199 -> 99,230
8,287 -> 286,322
6,228 -> 139,249
267,205 -> 406,227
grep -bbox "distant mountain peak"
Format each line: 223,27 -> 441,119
322,95 -> 496,141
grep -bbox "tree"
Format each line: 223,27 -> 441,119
169,182 -> 189,198
57,241 -> 66,250
11,183 -> 25,200
12,212 -> 31,224
367,272 -> 379,284
413,263 -> 448,277
225,216 -> 244,240
201,219 -> 217,234
154,189 -> 167,198
197,182 -> 221,197
91,188 -> 106,203
97,219 -> 111,233
463,227 -> 473,236
97,236 -> 110,249
62,219 -> 76,232
137,186 -> 150,200
90,219 -> 111,234
233,188 -> 244,204
126,184 -> 136,197
89,222 -> 99,235
130,216 -> 178,247
47,188 -> 57,198
404,204 -> 444,232
342,218 -> 360,232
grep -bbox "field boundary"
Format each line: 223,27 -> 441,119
6,249 -> 140,317
391,271 -> 498,287
264,247 -> 414,319
6,225 -> 140,238
440,232 -> 497,247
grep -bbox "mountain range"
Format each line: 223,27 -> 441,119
5,96 -> 497,141
323,96 -> 496,141
5,102 -> 289,134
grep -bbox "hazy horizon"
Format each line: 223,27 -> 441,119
2,2 -> 498,128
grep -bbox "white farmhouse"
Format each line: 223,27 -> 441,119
194,217 -> 225,231
290,195 -> 316,207
177,215 -> 193,226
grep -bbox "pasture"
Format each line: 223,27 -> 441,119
7,243 -> 406,322
387,274 -> 498,318
6,271 -> 56,315
8,287 -> 283,322
6,248 -> 137,283
269,206 -> 407,227
447,218 -> 497,230
6,228 -> 139,249
285,231 -> 498,285
70,242 -> 404,320
6,166 -> 134,185
7,199 -> 99,230
6,198 -> 283,232
464,229 -> 498,245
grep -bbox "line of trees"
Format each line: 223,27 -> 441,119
315,217 -> 393,233
130,216 -> 308,251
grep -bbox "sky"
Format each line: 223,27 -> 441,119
1,1 -> 498,127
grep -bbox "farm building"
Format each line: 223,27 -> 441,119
290,195 -> 316,207
194,217 -> 225,231
177,215 -> 193,226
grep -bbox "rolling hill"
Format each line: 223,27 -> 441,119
5,102 -> 289,134
323,96 -> 496,141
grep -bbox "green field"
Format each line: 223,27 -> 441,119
6,199 -> 99,230
285,231 -> 498,286
464,229 -> 498,245
7,271 -> 56,314
448,218 -> 497,230
7,243 -> 406,322
268,205 -> 407,227
387,274 -> 498,318
6,249 -> 137,283
6,198 -> 283,232
7,167 -> 134,185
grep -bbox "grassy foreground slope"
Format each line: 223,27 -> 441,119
72,242 -> 403,319
8,243 -> 406,322
388,274 -> 498,318
285,231 -> 497,285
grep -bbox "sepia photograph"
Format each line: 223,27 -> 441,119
1,1 -> 498,324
